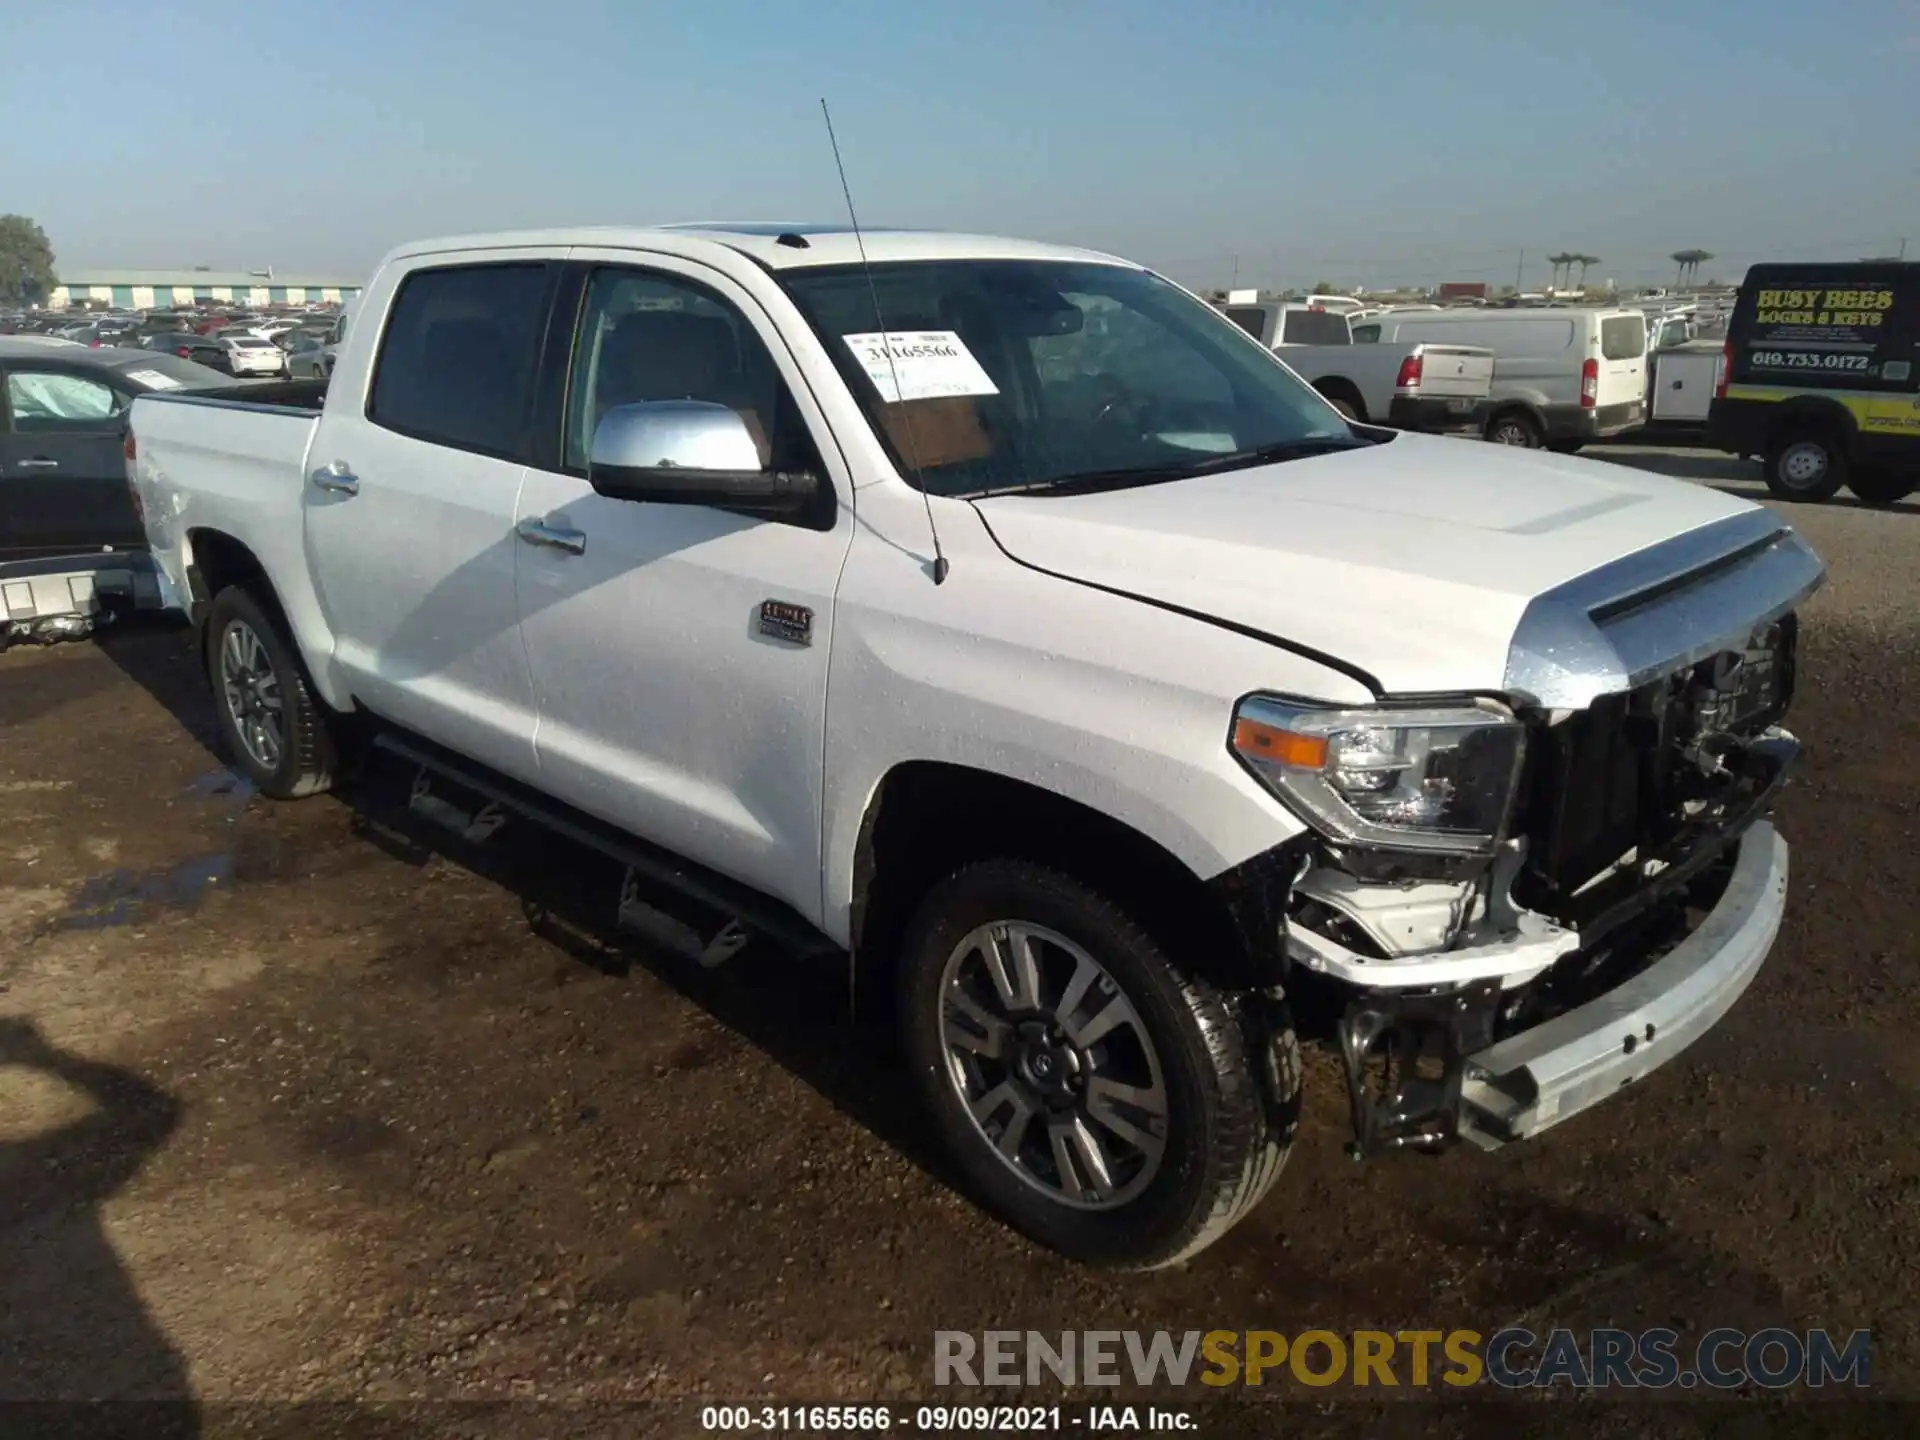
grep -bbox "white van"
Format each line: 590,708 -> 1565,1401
1354,308 -> 1648,450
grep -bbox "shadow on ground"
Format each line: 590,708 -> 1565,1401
0,1020 -> 199,1437
89,628 -> 958,1197
334,756 -> 955,1186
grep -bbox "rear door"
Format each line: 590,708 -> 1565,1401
302,253 -> 558,781
1597,312 -> 1648,411
0,363 -> 143,561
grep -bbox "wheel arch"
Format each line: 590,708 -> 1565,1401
1311,376 -> 1368,421
183,524 -> 348,712
1483,398 -> 1547,439
848,761 -> 1288,1019
1767,395 -> 1858,448
185,527 -> 284,633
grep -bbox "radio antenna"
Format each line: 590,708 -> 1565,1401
821,97 -> 948,584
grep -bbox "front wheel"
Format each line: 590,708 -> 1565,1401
899,860 -> 1298,1268
205,587 -> 338,799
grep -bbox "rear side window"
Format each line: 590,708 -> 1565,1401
1351,323 -> 1381,343
368,263 -> 551,458
1280,309 -> 1352,346
1600,315 -> 1646,360
1223,307 -> 1268,341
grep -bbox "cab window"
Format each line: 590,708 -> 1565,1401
5,370 -> 124,431
562,266 -> 819,479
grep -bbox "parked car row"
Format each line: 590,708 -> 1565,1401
1235,263 -> 1917,506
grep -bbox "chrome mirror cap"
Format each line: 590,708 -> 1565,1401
589,400 -> 760,473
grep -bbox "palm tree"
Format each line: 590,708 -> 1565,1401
1575,254 -> 1600,288
1546,252 -> 1577,290
1671,249 -> 1713,288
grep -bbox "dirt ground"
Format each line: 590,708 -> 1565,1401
2,449 -> 1916,1437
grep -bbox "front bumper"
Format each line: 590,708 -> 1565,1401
1456,821 -> 1787,1147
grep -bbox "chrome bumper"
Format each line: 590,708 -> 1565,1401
2,552 -> 174,625
1457,821 -> 1788,1149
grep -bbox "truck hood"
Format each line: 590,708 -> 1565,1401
971,434 -> 1768,698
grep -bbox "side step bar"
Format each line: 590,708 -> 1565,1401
371,731 -> 838,962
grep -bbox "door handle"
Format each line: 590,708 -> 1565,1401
515,516 -> 587,555
16,458 -> 59,470
310,462 -> 359,495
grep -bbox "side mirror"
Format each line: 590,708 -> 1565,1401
587,401 -> 817,516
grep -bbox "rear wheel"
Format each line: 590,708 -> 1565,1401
205,587 -> 338,799
1846,467 -> 1917,508
1324,394 -> 1361,422
899,860 -> 1298,1269
1486,410 -> 1543,448
1764,429 -> 1847,502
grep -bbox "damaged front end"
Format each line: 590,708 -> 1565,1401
1228,510 -> 1824,1159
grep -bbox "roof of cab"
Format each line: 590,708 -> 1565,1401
379,223 -> 1139,273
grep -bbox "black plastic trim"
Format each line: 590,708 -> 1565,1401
1202,833 -> 1313,987
369,726 -> 838,958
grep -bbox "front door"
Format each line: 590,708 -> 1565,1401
512,253 -> 854,923
0,365 -> 143,562
303,255 -> 557,781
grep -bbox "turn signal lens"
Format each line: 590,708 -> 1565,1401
1232,717 -> 1329,769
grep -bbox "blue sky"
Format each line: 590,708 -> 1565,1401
4,0 -> 1916,290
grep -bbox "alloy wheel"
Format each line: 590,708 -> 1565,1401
937,921 -> 1169,1210
219,619 -> 284,771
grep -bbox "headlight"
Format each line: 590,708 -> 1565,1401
1230,696 -> 1525,854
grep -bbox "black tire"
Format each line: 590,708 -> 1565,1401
899,859 -> 1299,1269
1846,467 -> 1917,508
1325,395 -> 1361,422
204,586 -> 337,799
1485,410 -> 1544,448
1546,439 -> 1585,455
1763,428 -> 1847,502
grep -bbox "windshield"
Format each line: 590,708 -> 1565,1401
779,259 -> 1353,497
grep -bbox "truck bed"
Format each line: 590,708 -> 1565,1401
129,384 -> 326,621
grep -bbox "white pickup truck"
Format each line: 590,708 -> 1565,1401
1219,299 -> 1495,431
129,224 -> 1823,1268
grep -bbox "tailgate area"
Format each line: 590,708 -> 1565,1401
1408,344 -> 1495,399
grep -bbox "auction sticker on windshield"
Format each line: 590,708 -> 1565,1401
125,370 -> 185,390
843,330 -> 1000,403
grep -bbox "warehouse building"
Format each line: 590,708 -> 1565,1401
50,268 -> 363,310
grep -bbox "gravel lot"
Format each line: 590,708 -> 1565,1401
2,446 -> 1915,1435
